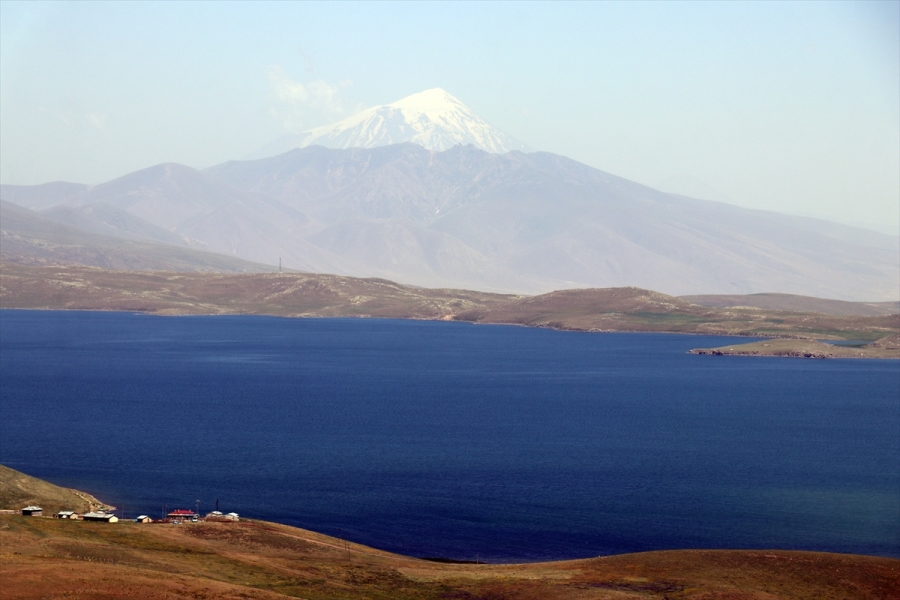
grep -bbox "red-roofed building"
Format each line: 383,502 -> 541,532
167,509 -> 198,520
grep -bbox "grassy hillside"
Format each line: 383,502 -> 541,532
690,334 -> 900,359
680,293 -> 899,317
2,263 -> 898,347
2,513 -> 898,599
0,464 -> 112,514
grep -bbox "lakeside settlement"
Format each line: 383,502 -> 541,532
2,465 -> 898,599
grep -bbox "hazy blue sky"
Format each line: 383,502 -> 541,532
1,1 -> 898,233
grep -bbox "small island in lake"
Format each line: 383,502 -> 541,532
690,333 -> 900,359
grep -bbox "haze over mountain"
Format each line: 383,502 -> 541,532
248,88 -> 531,160
3,140 -> 897,300
2,88 -> 897,301
209,144 -> 900,300
0,200 -> 280,273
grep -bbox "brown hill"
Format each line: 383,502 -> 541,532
681,293 -> 900,317
690,337 -> 900,359
467,287 -> 697,327
2,263 -> 898,345
0,262 -> 512,318
0,464 -> 112,514
472,287 -> 899,343
2,512 -> 898,599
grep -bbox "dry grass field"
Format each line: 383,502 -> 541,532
0,465 -> 112,515
2,514 -> 899,600
2,466 -> 898,598
680,294 -> 899,317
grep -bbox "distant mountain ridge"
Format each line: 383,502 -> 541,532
0,200 -> 281,273
248,88 -> 530,159
206,144 -> 900,300
3,143 -> 898,301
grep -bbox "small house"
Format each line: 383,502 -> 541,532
167,509 -> 198,521
205,511 -> 239,523
56,511 -> 76,519
21,506 -> 43,517
83,511 -> 118,523
205,510 -> 236,523
134,515 -> 152,523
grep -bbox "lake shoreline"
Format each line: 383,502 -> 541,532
3,512 -> 899,599
3,311 -> 898,565
3,304 -> 898,359
689,336 -> 900,359
2,263 -> 897,351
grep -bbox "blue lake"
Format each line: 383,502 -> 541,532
1,310 -> 897,561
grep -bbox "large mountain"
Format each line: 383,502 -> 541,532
207,144 -> 900,300
3,144 -> 897,300
248,88 -> 530,159
1,163 -> 360,276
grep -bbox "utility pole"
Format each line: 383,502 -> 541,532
279,257 -> 282,273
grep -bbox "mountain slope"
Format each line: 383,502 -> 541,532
248,88 -> 529,159
208,144 -> 900,300
5,145 -> 897,300
0,181 -> 90,210
0,201 -> 281,273
40,203 -> 197,247
68,162 -> 269,231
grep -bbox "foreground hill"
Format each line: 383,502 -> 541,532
2,512 -> 898,599
0,464 -> 111,515
2,263 -> 897,349
2,467 -> 897,599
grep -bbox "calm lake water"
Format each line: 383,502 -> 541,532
1,310 -> 898,561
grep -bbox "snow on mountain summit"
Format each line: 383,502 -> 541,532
248,88 -> 530,159
390,87 -> 466,113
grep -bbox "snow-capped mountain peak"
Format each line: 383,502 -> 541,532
390,87 -> 463,112
248,88 -> 529,159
